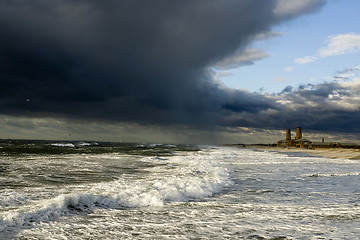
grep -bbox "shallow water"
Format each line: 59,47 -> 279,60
1,142 -> 360,239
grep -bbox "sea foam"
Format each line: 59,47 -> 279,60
0,147 -> 232,233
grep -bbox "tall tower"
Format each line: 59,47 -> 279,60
286,129 -> 291,141
295,126 -> 302,140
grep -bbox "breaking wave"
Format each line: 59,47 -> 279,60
50,143 -> 76,148
0,147 -> 232,233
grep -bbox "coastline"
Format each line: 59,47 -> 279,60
244,145 -> 360,160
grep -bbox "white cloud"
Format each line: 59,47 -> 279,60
317,33 -> 360,57
294,56 -> 317,64
285,66 -> 294,72
295,33 -> 360,64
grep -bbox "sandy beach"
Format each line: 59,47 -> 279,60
248,146 -> 360,160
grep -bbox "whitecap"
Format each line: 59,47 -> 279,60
51,143 -> 75,148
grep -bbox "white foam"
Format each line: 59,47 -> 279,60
51,143 -> 75,148
3,146 -> 360,239
0,147 -> 232,232
74,142 -> 99,147
148,143 -> 163,148
76,142 -> 91,146
0,191 -> 28,209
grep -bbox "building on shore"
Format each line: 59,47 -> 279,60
277,127 -> 312,148
277,127 -> 360,149
310,141 -> 338,148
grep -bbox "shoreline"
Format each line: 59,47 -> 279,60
243,145 -> 360,160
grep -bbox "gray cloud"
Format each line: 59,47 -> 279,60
0,0 -> 330,134
274,0 -> 326,20
228,80 -> 360,133
213,49 -> 269,70
333,65 -> 360,81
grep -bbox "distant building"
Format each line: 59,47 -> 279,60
277,127 -> 360,149
310,142 -> 338,148
277,126 -> 312,148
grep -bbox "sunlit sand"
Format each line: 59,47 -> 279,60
251,146 -> 360,160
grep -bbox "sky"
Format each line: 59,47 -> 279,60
217,0 -> 360,93
0,0 -> 360,144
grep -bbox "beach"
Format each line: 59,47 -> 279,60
250,145 -> 360,160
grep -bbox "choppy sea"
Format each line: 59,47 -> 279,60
0,140 -> 360,239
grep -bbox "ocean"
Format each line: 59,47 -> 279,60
0,140 -> 360,239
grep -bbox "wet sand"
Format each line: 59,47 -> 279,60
248,146 -> 360,160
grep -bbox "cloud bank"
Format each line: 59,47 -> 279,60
0,0 -> 280,125
6,0 -> 360,141
236,65 -> 360,133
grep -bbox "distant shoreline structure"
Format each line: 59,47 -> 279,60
277,126 -> 360,149
229,126 -> 360,149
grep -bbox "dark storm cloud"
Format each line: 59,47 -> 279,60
0,0 -> 328,129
